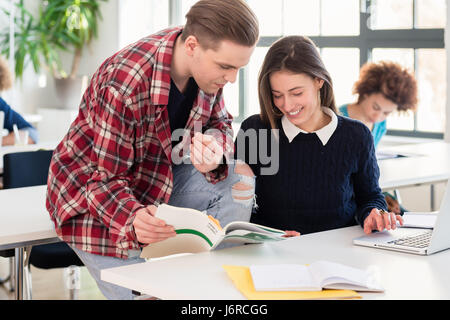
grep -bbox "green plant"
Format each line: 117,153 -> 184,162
0,0 -> 107,80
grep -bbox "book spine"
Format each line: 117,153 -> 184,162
175,229 -> 214,247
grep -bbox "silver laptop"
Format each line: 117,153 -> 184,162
353,184 -> 450,255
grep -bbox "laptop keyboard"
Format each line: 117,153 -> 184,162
388,230 -> 433,249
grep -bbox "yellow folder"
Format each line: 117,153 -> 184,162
222,265 -> 361,300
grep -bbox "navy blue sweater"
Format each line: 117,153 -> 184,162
235,114 -> 387,234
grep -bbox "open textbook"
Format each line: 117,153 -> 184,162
249,260 -> 384,292
140,204 -> 286,259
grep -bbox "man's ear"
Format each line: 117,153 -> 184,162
184,35 -> 200,56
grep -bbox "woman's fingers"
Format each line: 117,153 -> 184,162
363,208 -> 404,234
282,230 -> 301,237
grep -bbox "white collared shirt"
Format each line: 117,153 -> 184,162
281,107 -> 338,146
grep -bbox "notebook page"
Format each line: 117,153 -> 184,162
400,212 -> 437,229
249,264 -> 321,291
309,261 -> 382,291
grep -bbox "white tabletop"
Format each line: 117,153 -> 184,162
101,225 -> 450,300
0,140 -> 59,174
0,185 -> 58,250
378,141 -> 450,189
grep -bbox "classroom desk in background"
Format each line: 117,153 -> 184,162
377,141 -> 450,210
0,140 -> 59,174
378,141 -> 450,189
101,225 -> 450,300
0,185 -> 59,300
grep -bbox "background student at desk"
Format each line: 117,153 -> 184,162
338,61 -> 418,148
0,56 -> 38,146
338,61 -> 418,214
235,36 -> 403,237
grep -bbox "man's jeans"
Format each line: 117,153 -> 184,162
72,162 -> 255,300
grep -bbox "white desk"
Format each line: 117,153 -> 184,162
0,140 -> 59,174
1,141 -> 448,300
0,185 -> 59,300
377,141 -> 450,210
101,225 -> 450,300
23,114 -> 43,126
378,141 -> 450,190
97,142 -> 450,300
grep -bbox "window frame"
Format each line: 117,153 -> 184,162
170,0 -> 445,138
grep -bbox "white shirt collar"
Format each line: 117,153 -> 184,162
281,107 -> 338,146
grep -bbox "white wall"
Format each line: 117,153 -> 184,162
6,0 -> 119,114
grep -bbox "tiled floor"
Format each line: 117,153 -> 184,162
0,258 -> 105,300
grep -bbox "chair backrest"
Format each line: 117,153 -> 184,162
3,150 -> 53,189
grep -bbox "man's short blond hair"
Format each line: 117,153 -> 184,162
181,0 -> 259,50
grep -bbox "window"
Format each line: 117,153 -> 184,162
244,0 -> 446,138
369,0 -> 413,30
243,0 -> 447,138
367,0 -> 446,137
118,0 -> 169,49
138,0 -> 446,138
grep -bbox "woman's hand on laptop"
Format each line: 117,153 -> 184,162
282,230 -> 301,237
363,208 -> 404,234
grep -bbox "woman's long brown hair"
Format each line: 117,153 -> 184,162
258,36 -> 336,129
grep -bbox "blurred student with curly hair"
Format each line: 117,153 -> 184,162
0,56 -> 38,145
339,61 -> 418,148
339,61 -> 418,215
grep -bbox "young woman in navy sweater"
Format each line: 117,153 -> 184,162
236,36 -> 403,236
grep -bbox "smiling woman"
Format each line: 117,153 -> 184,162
258,36 -> 336,131
235,35 -> 401,239
269,72 -> 326,133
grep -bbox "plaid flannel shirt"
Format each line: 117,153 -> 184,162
46,27 -> 234,258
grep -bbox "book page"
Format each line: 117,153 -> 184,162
220,229 -> 285,245
140,235 -> 211,259
310,261 -> 383,292
140,204 -> 223,259
249,264 -> 321,292
224,265 -> 361,299
223,220 -> 285,235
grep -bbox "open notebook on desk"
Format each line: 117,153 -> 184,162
222,260 -> 383,300
400,212 -> 438,229
248,260 -> 383,292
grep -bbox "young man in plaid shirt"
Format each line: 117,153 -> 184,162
46,0 -> 258,299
